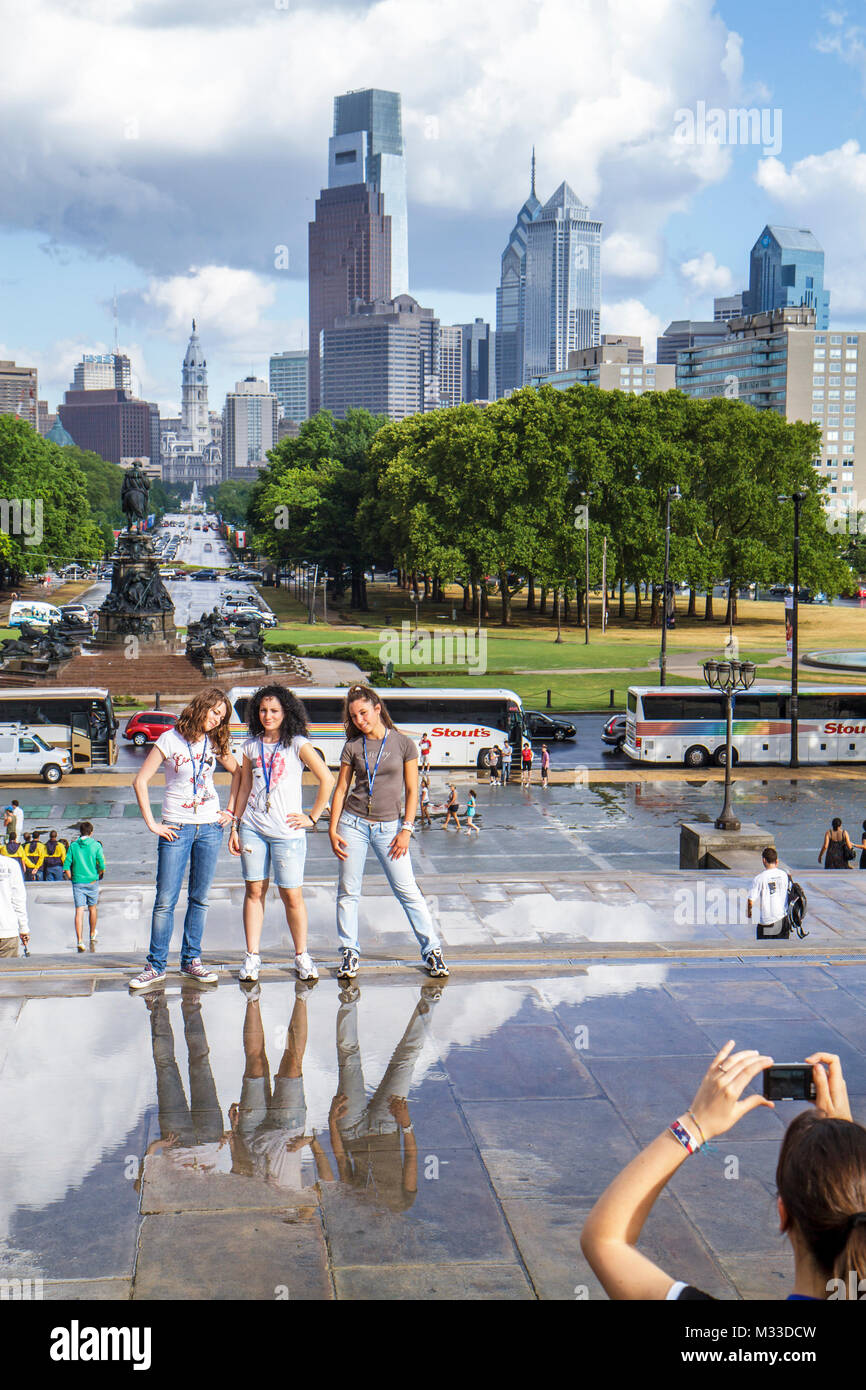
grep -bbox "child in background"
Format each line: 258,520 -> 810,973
465,790 -> 479,836
419,777 -> 432,828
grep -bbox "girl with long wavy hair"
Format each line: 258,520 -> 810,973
130,687 -> 240,990
228,685 -> 333,984
328,683 -> 449,981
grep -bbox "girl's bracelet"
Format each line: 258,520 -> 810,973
668,1118 -> 702,1155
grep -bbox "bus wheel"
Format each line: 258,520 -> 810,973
42,764 -> 62,783
684,745 -> 710,768
477,749 -> 493,769
713,746 -> 739,767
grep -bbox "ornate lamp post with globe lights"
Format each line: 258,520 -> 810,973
702,657 -> 757,831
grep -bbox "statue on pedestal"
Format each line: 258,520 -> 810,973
121,462 -> 151,531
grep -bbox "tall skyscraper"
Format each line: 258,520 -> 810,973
495,154 -> 542,398
161,323 -> 221,486
523,182 -> 602,381
331,88 -> 409,297
321,295 -> 439,421
743,226 -> 830,330
222,378 -> 279,479
0,360 -> 38,427
439,327 -> 463,407
308,183 -> 391,416
270,350 -> 309,423
72,353 -> 132,394
459,318 -> 495,401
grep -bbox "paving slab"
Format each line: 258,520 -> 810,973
133,1211 -> 332,1300
332,1262 -> 534,1300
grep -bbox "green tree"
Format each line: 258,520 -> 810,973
0,417 -> 104,571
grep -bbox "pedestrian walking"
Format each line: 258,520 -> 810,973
818,817 -> 855,870
328,682 -> 449,981
0,851 -> 28,959
465,789 -> 479,836
442,783 -> 461,830
540,743 -> 550,788
63,821 -> 105,952
419,732 -> 432,775
129,687 -> 240,991
41,830 -> 66,881
419,776 -> 432,827
228,685 -> 334,985
747,846 -> 790,940
488,746 -> 501,786
521,740 -> 534,788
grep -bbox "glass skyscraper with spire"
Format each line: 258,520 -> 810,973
495,153 -> 541,397
523,182 -> 602,381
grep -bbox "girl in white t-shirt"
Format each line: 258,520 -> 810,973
130,687 -> 240,991
229,686 -> 334,984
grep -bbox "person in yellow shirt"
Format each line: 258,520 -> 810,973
21,831 -> 46,882
41,831 -> 67,881
0,836 -> 25,870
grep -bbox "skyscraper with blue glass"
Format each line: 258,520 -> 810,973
522,182 -> 602,382
743,225 -> 830,330
330,88 -> 409,297
495,154 -> 541,398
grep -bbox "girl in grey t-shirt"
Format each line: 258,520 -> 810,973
329,683 -> 449,981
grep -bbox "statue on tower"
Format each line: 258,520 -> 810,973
121,461 -> 151,530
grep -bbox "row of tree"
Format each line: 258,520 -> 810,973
246,387 -> 849,625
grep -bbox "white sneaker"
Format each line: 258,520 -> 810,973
295,951 -> 319,981
239,951 -> 261,982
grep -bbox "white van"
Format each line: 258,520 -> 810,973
8,601 -> 62,631
0,725 -> 72,783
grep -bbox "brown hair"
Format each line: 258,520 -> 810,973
763,846 -> 778,864
776,1111 -> 866,1295
176,686 -> 232,759
343,683 -> 396,740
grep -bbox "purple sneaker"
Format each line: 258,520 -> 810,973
181,958 -> 219,984
129,965 -> 167,992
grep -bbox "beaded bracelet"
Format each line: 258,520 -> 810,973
668,1118 -> 701,1155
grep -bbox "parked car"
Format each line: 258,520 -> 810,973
601,713 -> 627,749
58,602 -> 90,624
123,710 -> 179,747
191,569 -> 219,581
225,606 -> 278,629
0,724 -> 71,783
768,583 -> 793,598
524,710 -> 576,742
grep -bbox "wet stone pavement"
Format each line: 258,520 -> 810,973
2,962 -> 866,1301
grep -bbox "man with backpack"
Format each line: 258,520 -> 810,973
747,846 -> 806,940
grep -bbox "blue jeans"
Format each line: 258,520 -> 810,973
336,812 -> 440,960
147,821 -> 223,973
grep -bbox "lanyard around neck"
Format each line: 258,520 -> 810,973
362,732 -> 388,800
186,737 -> 209,800
259,739 -> 279,802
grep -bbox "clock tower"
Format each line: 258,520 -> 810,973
181,319 -> 211,452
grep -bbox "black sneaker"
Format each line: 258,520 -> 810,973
338,948 -> 360,980
424,949 -> 450,978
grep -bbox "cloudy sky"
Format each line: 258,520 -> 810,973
2,0 -> 865,413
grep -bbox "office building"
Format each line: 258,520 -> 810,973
308,183 -> 391,416
439,327 -> 463,407
459,319 -> 495,402
331,88 -> 409,297
222,377 -> 279,478
72,353 -> 132,394
0,361 -> 39,427
530,335 -> 674,394
523,182 -> 603,382
676,306 -> 865,498
321,295 -> 439,421
58,388 -> 156,466
656,319 -> 729,365
495,155 -> 542,398
269,350 -> 309,423
743,226 -> 830,330
714,292 -> 744,322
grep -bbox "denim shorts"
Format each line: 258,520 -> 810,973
72,881 -> 99,908
238,824 -> 307,888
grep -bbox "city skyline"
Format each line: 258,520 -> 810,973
1,1 -> 864,416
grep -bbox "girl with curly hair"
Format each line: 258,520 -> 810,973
130,687 -> 240,991
229,685 -> 334,983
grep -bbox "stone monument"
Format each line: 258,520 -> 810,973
93,463 -> 177,651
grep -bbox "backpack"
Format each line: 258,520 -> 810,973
785,876 -> 809,939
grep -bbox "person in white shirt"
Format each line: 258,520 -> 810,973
229,686 -> 334,984
129,687 -> 240,991
0,853 -> 29,957
747,846 -> 790,940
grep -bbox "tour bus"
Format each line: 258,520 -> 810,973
226,685 -> 526,768
0,688 -> 118,770
625,683 -> 866,766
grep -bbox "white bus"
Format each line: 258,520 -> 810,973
625,683 -> 866,767
0,688 -> 118,769
227,685 -> 525,769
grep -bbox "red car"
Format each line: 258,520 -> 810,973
124,710 -> 178,747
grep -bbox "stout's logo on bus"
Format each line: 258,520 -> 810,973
824,723 -> 866,735
431,727 -> 492,738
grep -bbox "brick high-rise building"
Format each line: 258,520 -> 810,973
58,389 -> 155,466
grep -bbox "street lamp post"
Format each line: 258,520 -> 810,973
778,493 -> 805,768
702,657 -> 757,831
659,485 -> 680,687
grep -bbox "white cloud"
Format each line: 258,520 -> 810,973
679,251 -> 735,295
601,298 -> 664,351
602,231 -> 661,280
